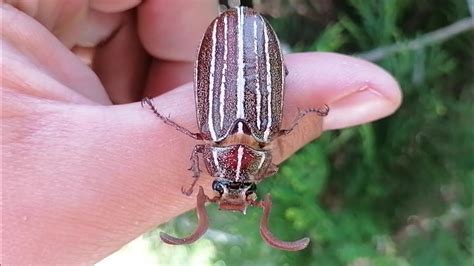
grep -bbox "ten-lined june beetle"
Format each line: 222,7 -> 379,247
142,6 -> 329,251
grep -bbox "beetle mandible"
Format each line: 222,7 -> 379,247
142,6 -> 329,251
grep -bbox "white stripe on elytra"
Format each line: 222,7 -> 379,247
208,21 -> 218,140
263,24 -> 272,141
254,18 -> 261,130
236,7 -> 245,119
212,149 -> 221,173
219,16 -> 228,129
235,145 -> 244,181
257,153 -> 266,169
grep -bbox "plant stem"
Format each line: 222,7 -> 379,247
357,17 -> 474,61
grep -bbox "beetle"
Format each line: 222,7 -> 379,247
142,6 -> 329,251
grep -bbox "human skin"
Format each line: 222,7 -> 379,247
1,1 -> 402,265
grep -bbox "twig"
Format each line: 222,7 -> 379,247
468,0 -> 473,17
357,17 -> 474,62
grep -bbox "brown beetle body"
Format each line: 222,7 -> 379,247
142,6 -> 329,251
195,7 -> 284,143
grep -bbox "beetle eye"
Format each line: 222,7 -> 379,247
212,180 -> 224,194
245,183 -> 257,196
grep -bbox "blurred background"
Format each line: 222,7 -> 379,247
99,0 -> 473,265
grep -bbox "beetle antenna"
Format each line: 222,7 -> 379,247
160,186 -> 209,245
258,194 -> 310,251
141,97 -> 204,140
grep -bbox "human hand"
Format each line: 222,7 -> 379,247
2,1 -> 401,264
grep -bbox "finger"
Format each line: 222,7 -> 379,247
6,0 -> 142,47
128,51 -> 401,210
138,52 -> 401,165
6,1 -> 151,105
284,52 -> 402,131
71,8 -> 123,48
90,0 -> 142,13
132,49 -> 402,174
137,0 -> 220,61
5,0 -> 89,40
1,4 -> 110,104
93,12 -> 151,104
143,59 -> 195,96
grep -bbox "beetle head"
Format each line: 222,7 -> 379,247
212,179 -> 257,214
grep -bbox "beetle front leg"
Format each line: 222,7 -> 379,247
264,163 -> 279,178
182,144 -> 205,196
256,163 -> 279,182
253,163 -> 279,182
141,97 -> 204,140
278,104 -> 330,136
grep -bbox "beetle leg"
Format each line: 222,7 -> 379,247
278,104 -> 330,136
141,97 -> 204,140
255,163 -> 279,181
160,186 -> 210,245
258,194 -> 310,251
284,64 -> 289,77
264,163 -> 279,178
182,145 -> 205,196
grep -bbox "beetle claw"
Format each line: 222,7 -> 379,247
258,194 -> 310,251
188,157 -> 202,177
161,186 -> 209,245
182,172 -> 200,196
187,166 -> 201,177
181,185 -> 194,196
316,104 -> 330,116
140,97 -> 148,108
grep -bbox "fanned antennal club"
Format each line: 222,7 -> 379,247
160,186 -> 209,245
259,194 -> 310,251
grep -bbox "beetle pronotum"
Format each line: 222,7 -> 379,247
142,6 -> 329,251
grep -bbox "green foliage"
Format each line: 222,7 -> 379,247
152,0 -> 473,265
308,22 -> 347,52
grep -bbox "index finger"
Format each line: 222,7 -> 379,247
138,0 -> 220,61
